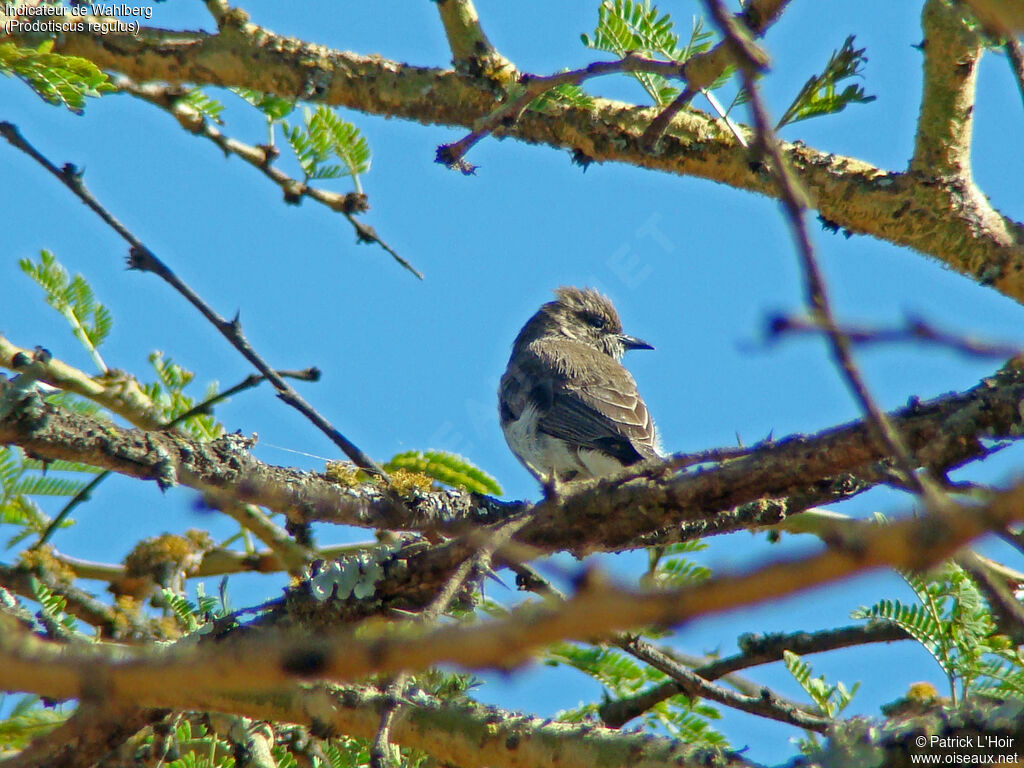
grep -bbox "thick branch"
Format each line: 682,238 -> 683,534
0,704 -> 166,768
2,480 -> 1024,704
0,333 -> 164,429
434,0 -> 513,79
912,0 -> 984,177
5,362 -> 1024,555
15,23 -> 1023,304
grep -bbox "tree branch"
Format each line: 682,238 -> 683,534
2,481 -> 1023,701
434,0 -> 513,79
0,333 -> 164,430
5,361 -> 1024,554
115,78 -> 423,280
10,22 -> 1022,305
613,635 -> 832,733
0,120 -> 387,478
912,0 -> 984,178
600,622 -> 909,728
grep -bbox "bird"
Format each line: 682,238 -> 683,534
498,286 -> 660,485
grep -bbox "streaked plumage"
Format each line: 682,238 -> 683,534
499,287 -> 659,483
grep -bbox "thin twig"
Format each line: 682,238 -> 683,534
511,564 -> 831,732
116,78 -> 423,280
600,622 -> 909,728
615,635 -> 832,732
437,53 -> 687,168
1006,38 -> 1024,110
767,313 -> 1024,359
701,0 -> 947,510
0,120 -> 387,478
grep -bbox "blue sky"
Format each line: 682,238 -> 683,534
3,1 -> 1024,762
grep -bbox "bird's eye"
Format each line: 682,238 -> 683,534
583,312 -> 606,330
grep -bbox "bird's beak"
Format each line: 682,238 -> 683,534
621,334 -> 654,351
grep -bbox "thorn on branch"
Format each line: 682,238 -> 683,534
342,192 -> 370,215
435,143 -> 478,174
570,149 -> 594,170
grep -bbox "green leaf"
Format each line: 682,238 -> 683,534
19,251 -> 112,371
283,106 -> 370,190
777,36 -> 876,128
31,578 -> 78,633
529,82 -> 595,112
581,1 -> 714,106
142,353 -> 222,441
0,696 -> 68,750
180,89 -> 225,123
231,87 -> 296,121
383,450 -> 502,495
783,650 -> 859,718
0,41 -> 112,113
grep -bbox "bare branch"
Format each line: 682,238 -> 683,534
613,635 -> 832,732
8,22 -> 1022,303
912,0 -> 984,177
642,0 -> 791,148
767,313 -> 1024,358
601,622 -> 909,728
116,78 -> 422,280
2,482 -> 1023,700
435,0 -> 513,78
704,0 -> 948,510
0,121 -> 387,478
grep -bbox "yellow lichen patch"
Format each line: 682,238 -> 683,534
906,681 -> 940,702
114,594 -> 142,616
325,461 -> 364,487
17,545 -> 75,584
113,530 -> 215,600
387,467 -> 433,496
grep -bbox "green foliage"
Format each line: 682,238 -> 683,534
581,1 -> 716,105
642,540 -> 711,589
19,251 -> 112,372
143,352 -> 223,440
282,106 -> 371,191
544,642 -> 726,744
777,36 -> 876,128
0,695 -> 68,751
0,41 -> 112,113
0,446 -> 98,547
160,583 -> 226,633
852,563 -> 1024,704
412,668 -> 480,701
529,82 -> 595,112
383,450 -> 502,495
783,650 -> 859,719
181,89 -> 225,124
231,87 -> 296,121
32,577 -> 78,634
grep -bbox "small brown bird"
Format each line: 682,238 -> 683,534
499,287 -> 660,484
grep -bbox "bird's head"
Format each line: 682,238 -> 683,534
514,286 -> 653,360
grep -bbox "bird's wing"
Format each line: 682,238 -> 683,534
524,341 -> 658,465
